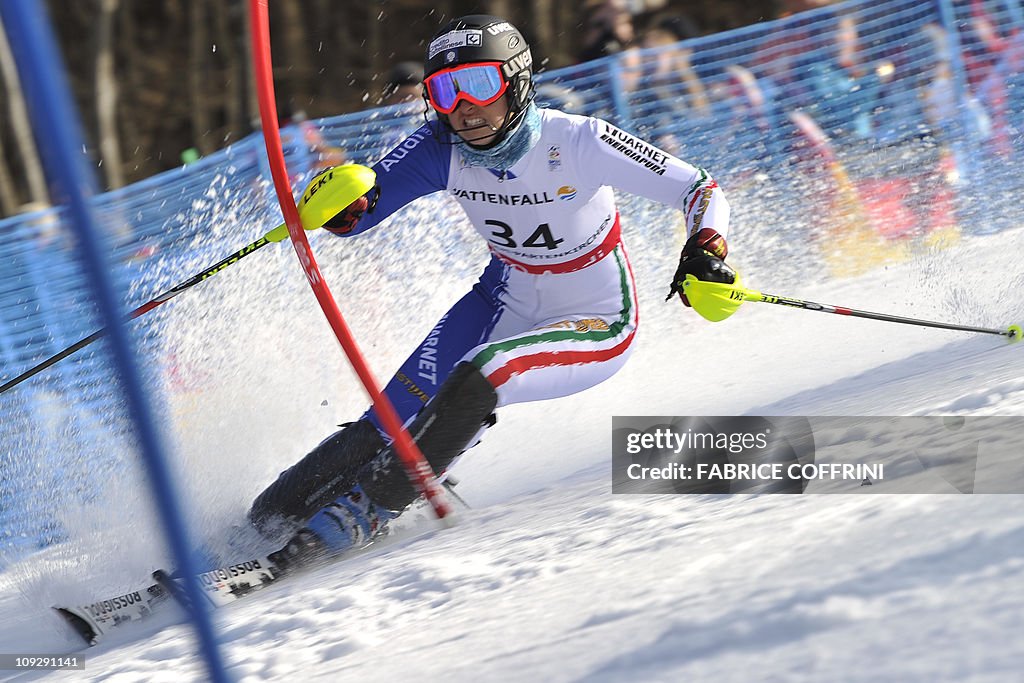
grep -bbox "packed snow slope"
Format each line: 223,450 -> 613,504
1,212 -> 1022,682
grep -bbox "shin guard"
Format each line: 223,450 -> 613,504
358,362 -> 497,512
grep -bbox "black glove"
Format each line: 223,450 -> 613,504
666,228 -> 736,305
323,186 -> 380,235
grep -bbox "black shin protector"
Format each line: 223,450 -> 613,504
248,418 -> 385,535
358,362 -> 497,512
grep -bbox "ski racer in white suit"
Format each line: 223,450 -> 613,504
249,15 -> 736,560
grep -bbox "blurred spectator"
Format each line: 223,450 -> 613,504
382,61 -> 424,106
22,198 -> 149,261
1001,32 -> 1024,158
280,109 -> 348,182
698,62 -> 797,183
534,83 -> 585,113
777,0 -> 841,18
649,13 -> 699,41
811,13 -> 888,139
722,65 -> 771,120
638,14 -> 711,117
311,145 -> 347,174
374,61 -> 428,153
962,0 -> 1006,92
22,201 -> 63,249
921,23 -> 964,144
752,9 -> 945,151
577,0 -> 637,63
614,13 -> 712,156
571,0 -> 642,125
917,45 -> 964,236
762,11 -> 894,144
965,0 -> 1022,159
749,14 -> 819,119
846,30 -> 925,152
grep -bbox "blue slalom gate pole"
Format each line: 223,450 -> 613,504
0,4 -> 229,680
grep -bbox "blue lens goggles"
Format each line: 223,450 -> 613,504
425,62 -> 508,114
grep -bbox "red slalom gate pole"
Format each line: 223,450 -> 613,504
247,0 -> 451,520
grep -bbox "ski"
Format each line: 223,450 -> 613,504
54,552 -> 289,646
54,530 -> 375,646
54,583 -> 172,646
54,485 -> 464,645
155,553 -> 283,609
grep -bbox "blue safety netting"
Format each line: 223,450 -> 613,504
2,0 -> 1022,559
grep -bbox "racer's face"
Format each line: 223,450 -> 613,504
448,96 -> 510,147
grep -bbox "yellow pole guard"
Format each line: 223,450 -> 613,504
264,164 -> 377,243
681,273 -> 749,322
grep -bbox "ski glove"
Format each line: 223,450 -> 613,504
667,227 -> 736,306
323,185 -> 380,235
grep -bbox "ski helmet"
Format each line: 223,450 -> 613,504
423,15 -> 535,144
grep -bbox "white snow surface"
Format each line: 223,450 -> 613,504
1,218 -> 1023,682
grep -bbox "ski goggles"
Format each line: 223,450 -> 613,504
424,62 -> 509,114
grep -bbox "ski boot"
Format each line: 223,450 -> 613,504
269,484 -> 395,572
249,418 -> 387,540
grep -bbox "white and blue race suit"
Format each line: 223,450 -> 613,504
337,108 -> 730,433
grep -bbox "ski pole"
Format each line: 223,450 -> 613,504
0,165 -> 376,395
681,275 -> 1023,342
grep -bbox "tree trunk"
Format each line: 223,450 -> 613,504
530,0 -> 554,71
241,0 -> 259,129
367,4 -> 382,103
189,0 -> 214,155
215,0 -> 243,141
489,0 -> 513,23
0,15 -> 50,208
278,0 -> 312,118
95,0 -> 124,189
0,134 -> 18,215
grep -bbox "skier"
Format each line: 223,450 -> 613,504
249,15 -> 736,563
